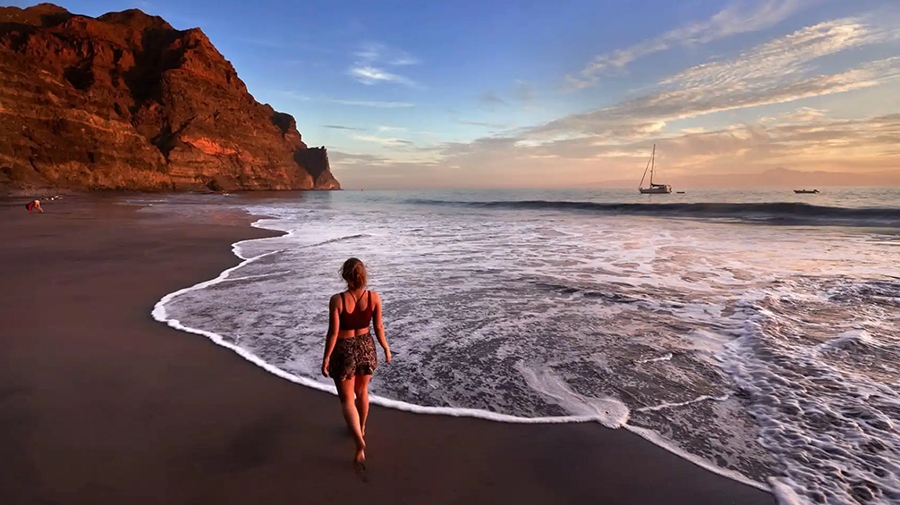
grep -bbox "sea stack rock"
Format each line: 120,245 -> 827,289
0,3 -> 341,192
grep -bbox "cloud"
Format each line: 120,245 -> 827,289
389,56 -> 420,66
337,111 -> 900,189
322,124 -> 365,131
328,99 -> 415,108
354,43 -> 383,62
532,20 -> 900,140
349,66 -> 417,86
333,15 -> 900,189
760,107 -> 828,123
567,0 -> 812,88
637,112 -> 900,176
329,151 -> 385,166
514,80 -> 536,106
348,42 -> 420,87
354,135 -> 414,147
329,150 -> 442,175
456,119 -> 508,128
662,19 -> 889,88
377,125 -> 407,133
277,93 -> 413,108
478,81 -> 536,110
478,91 -> 507,109
354,42 -> 419,65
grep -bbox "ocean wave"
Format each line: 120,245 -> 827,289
405,199 -> 900,227
300,233 -> 370,248
154,196 -> 900,504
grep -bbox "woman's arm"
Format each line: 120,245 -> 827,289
372,291 -> 391,363
322,294 -> 341,376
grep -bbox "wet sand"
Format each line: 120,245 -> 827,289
0,195 -> 775,505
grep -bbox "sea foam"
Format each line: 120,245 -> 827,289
151,233 -> 771,494
153,194 -> 900,504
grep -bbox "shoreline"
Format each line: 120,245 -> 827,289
0,196 -> 775,505
164,212 -> 772,494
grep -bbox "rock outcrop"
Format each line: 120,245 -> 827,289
0,3 -> 340,193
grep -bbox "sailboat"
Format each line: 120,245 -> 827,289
639,144 -> 672,194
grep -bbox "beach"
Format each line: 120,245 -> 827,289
0,195 -> 776,505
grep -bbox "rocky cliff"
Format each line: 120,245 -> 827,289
0,3 -> 340,193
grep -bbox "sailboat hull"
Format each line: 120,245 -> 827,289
639,185 -> 672,194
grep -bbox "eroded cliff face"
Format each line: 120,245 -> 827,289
0,3 -> 340,193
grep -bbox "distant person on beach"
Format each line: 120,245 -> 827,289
322,257 -> 391,468
25,200 -> 43,213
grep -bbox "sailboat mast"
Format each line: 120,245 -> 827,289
649,144 -> 656,185
639,147 -> 651,189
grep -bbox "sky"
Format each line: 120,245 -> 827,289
12,0 -> 900,188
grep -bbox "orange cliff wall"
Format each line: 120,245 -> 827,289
0,3 -> 340,193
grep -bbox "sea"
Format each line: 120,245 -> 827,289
145,188 -> 900,505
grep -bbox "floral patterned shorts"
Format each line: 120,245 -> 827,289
329,333 -> 378,381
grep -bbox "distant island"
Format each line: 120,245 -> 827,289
0,3 -> 340,194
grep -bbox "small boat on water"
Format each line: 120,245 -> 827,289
794,189 -> 820,194
639,144 -> 672,194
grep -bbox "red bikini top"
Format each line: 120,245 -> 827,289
339,291 -> 373,330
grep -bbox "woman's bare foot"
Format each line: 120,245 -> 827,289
354,438 -> 367,468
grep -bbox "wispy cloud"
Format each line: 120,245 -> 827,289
456,119 -> 508,128
329,99 -> 415,108
348,42 -> 420,87
277,92 -> 414,108
478,91 -> 507,109
635,112 -> 900,175
514,80 -> 536,106
663,19 -> 890,89
378,125 -> 407,133
349,66 -> 417,86
339,111 -> 900,189
355,135 -> 413,147
478,80 -> 537,110
323,124 -> 365,131
389,56 -> 420,66
760,107 -> 828,123
535,19 -> 900,139
336,14 -> 900,189
567,0 -> 813,88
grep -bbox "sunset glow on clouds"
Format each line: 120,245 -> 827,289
18,0 -> 900,188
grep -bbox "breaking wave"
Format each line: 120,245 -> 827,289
405,199 -> 900,227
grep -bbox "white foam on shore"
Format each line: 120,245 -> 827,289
516,362 -> 629,428
636,394 -> 729,413
768,478 -> 806,505
149,216 -> 775,496
151,235 -> 628,425
154,290 -> 772,491
635,352 -> 673,364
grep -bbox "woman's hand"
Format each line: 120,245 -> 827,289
322,357 -> 330,377
384,347 -> 392,364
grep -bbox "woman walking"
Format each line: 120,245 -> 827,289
322,258 -> 391,467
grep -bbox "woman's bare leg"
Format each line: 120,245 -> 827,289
336,378 -> 366,465
353,374 -> 372,436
